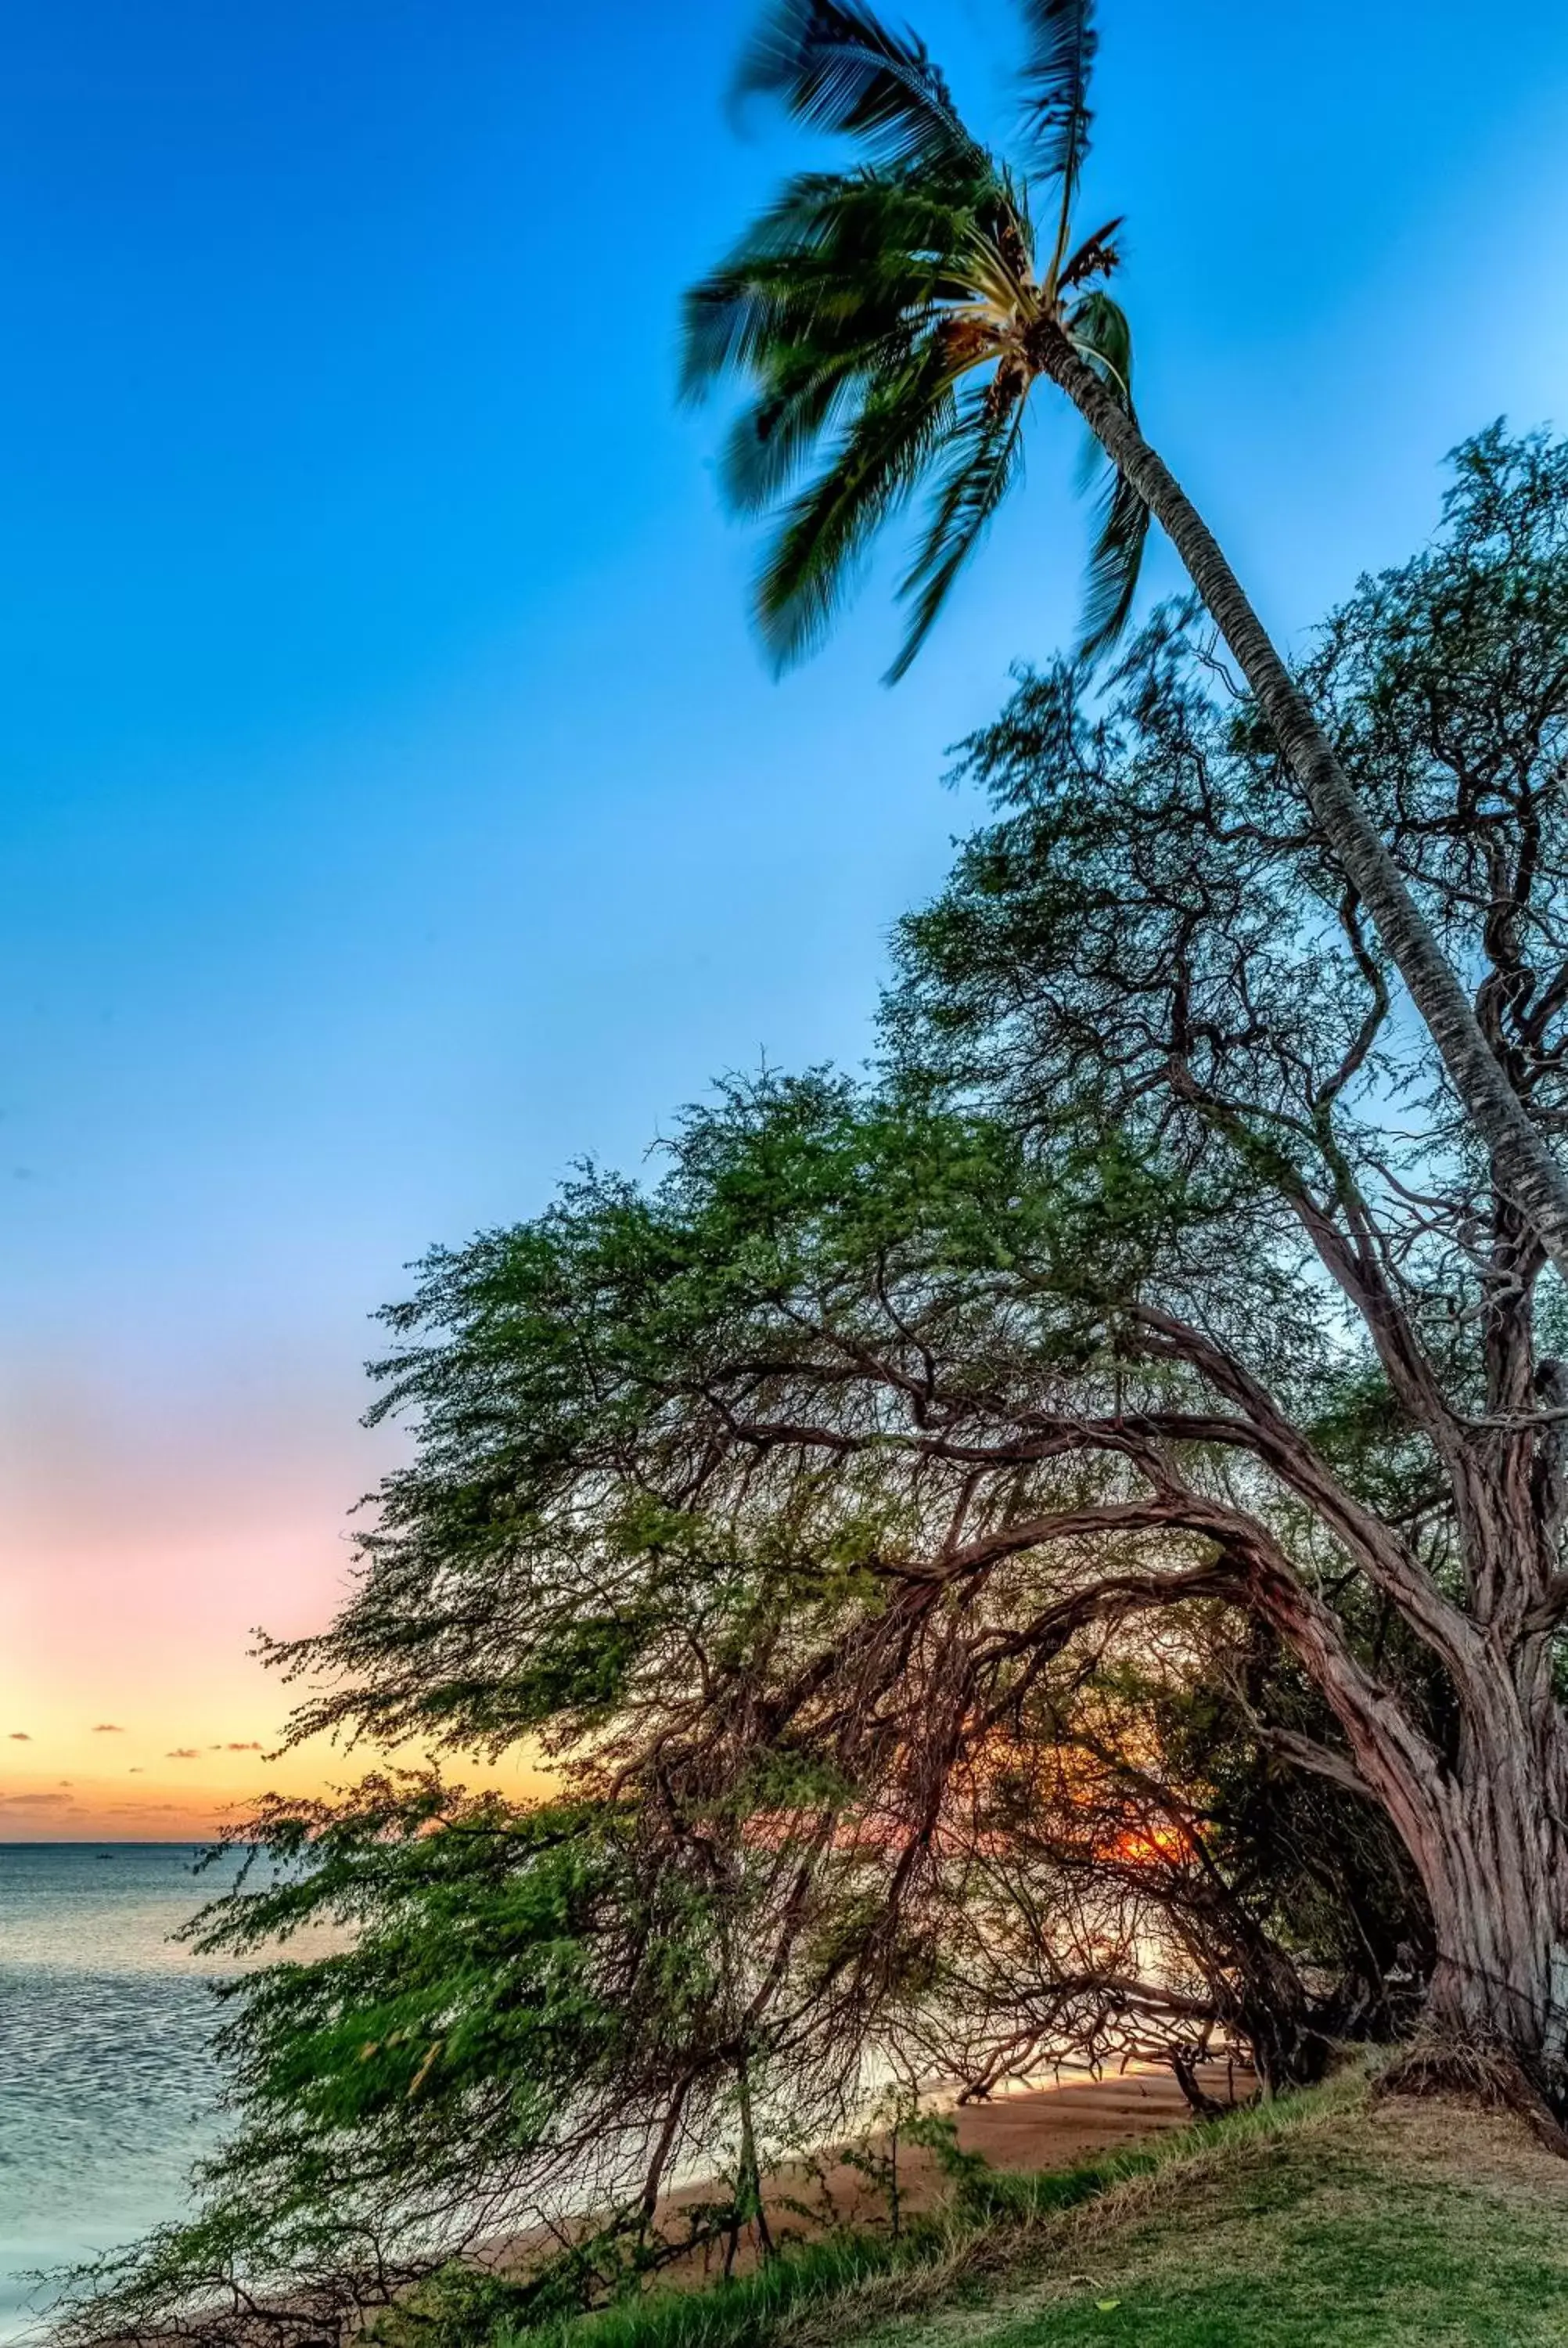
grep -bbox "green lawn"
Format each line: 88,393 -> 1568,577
502,2075 -> 1568,2348
848,2110 -> 1568,2347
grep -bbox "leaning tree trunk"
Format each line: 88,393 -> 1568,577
1411,1697 -> 1568,2108
1036,329 -> 1568,1287
1341,1632 -> 1568,2119
1421,1806 -> 1568,2088
1256,1504 -> 1568,2113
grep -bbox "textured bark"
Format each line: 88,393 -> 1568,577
1416,1705 -> 1568,2092
1294,1565 -> 1568,2102
1273,1669 -> 1568,2105
1199,1385 -> 1568,2101
1035,330 -> 1568,1285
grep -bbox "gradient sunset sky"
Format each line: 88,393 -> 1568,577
2,0 -> 1566,1838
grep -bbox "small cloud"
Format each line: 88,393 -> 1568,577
166,1748 -> 200,1760
0,1791 -> 76,1810
109,1801 -> 178,1814
57,1780 -> 72,1788
92,1723 -> 124,1734
128,1766 -> 144,1774
226,1741 -> 263,1752
9,1732 -> 31,1742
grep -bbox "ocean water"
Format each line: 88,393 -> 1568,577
0,1844 -> 256,2341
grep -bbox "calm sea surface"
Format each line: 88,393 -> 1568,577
0,1844 -> 257,2341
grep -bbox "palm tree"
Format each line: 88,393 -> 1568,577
682,0 -> 1568,1277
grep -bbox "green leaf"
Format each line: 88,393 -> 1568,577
888,387 -> 1027,681
735,0 -> 983,173
1066,290 -> 1148,656
753,342 -> 962,671
1017,0 -> 1097,204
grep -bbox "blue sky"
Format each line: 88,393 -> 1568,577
1,0 -> 1566,1824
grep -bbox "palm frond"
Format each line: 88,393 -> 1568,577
1017,0 -> 1097,247
1066,290 -> 1147,656
735,0 -> 981,172
1079,462 -> 1148,657
679,170 -> 978,405
721,331 -> 914,515
688,0 -> 1138,679
753,348 -> 962,672
1066,286 -> 1131,402
887,388 -> 1027,681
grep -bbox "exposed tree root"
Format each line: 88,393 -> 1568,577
1376,2032 -> 1568,2159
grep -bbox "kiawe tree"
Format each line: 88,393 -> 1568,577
64,435 -> 1568,2347
880,430 -> 1568,2119
683,0 -> 1568,1282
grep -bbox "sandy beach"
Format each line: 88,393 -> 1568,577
526,2062 -> 1255,2292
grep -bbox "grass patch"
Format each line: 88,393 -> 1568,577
847,2088 -> 1568,2348
504,2080 -> 1366,2348
504,2167 -> 1124,2348
493,2069 -> 1568,2347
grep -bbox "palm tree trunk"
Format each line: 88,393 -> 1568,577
1037,330 -> 1568,1282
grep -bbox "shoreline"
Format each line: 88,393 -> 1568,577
483,2061 -> 1254,2297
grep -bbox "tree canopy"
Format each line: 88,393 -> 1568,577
689,0 -> 1568,1297
63,430 -> 1568,2343
682,0 -> 1147,674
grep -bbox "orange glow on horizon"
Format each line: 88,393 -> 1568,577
0,1359 -> 565,1839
